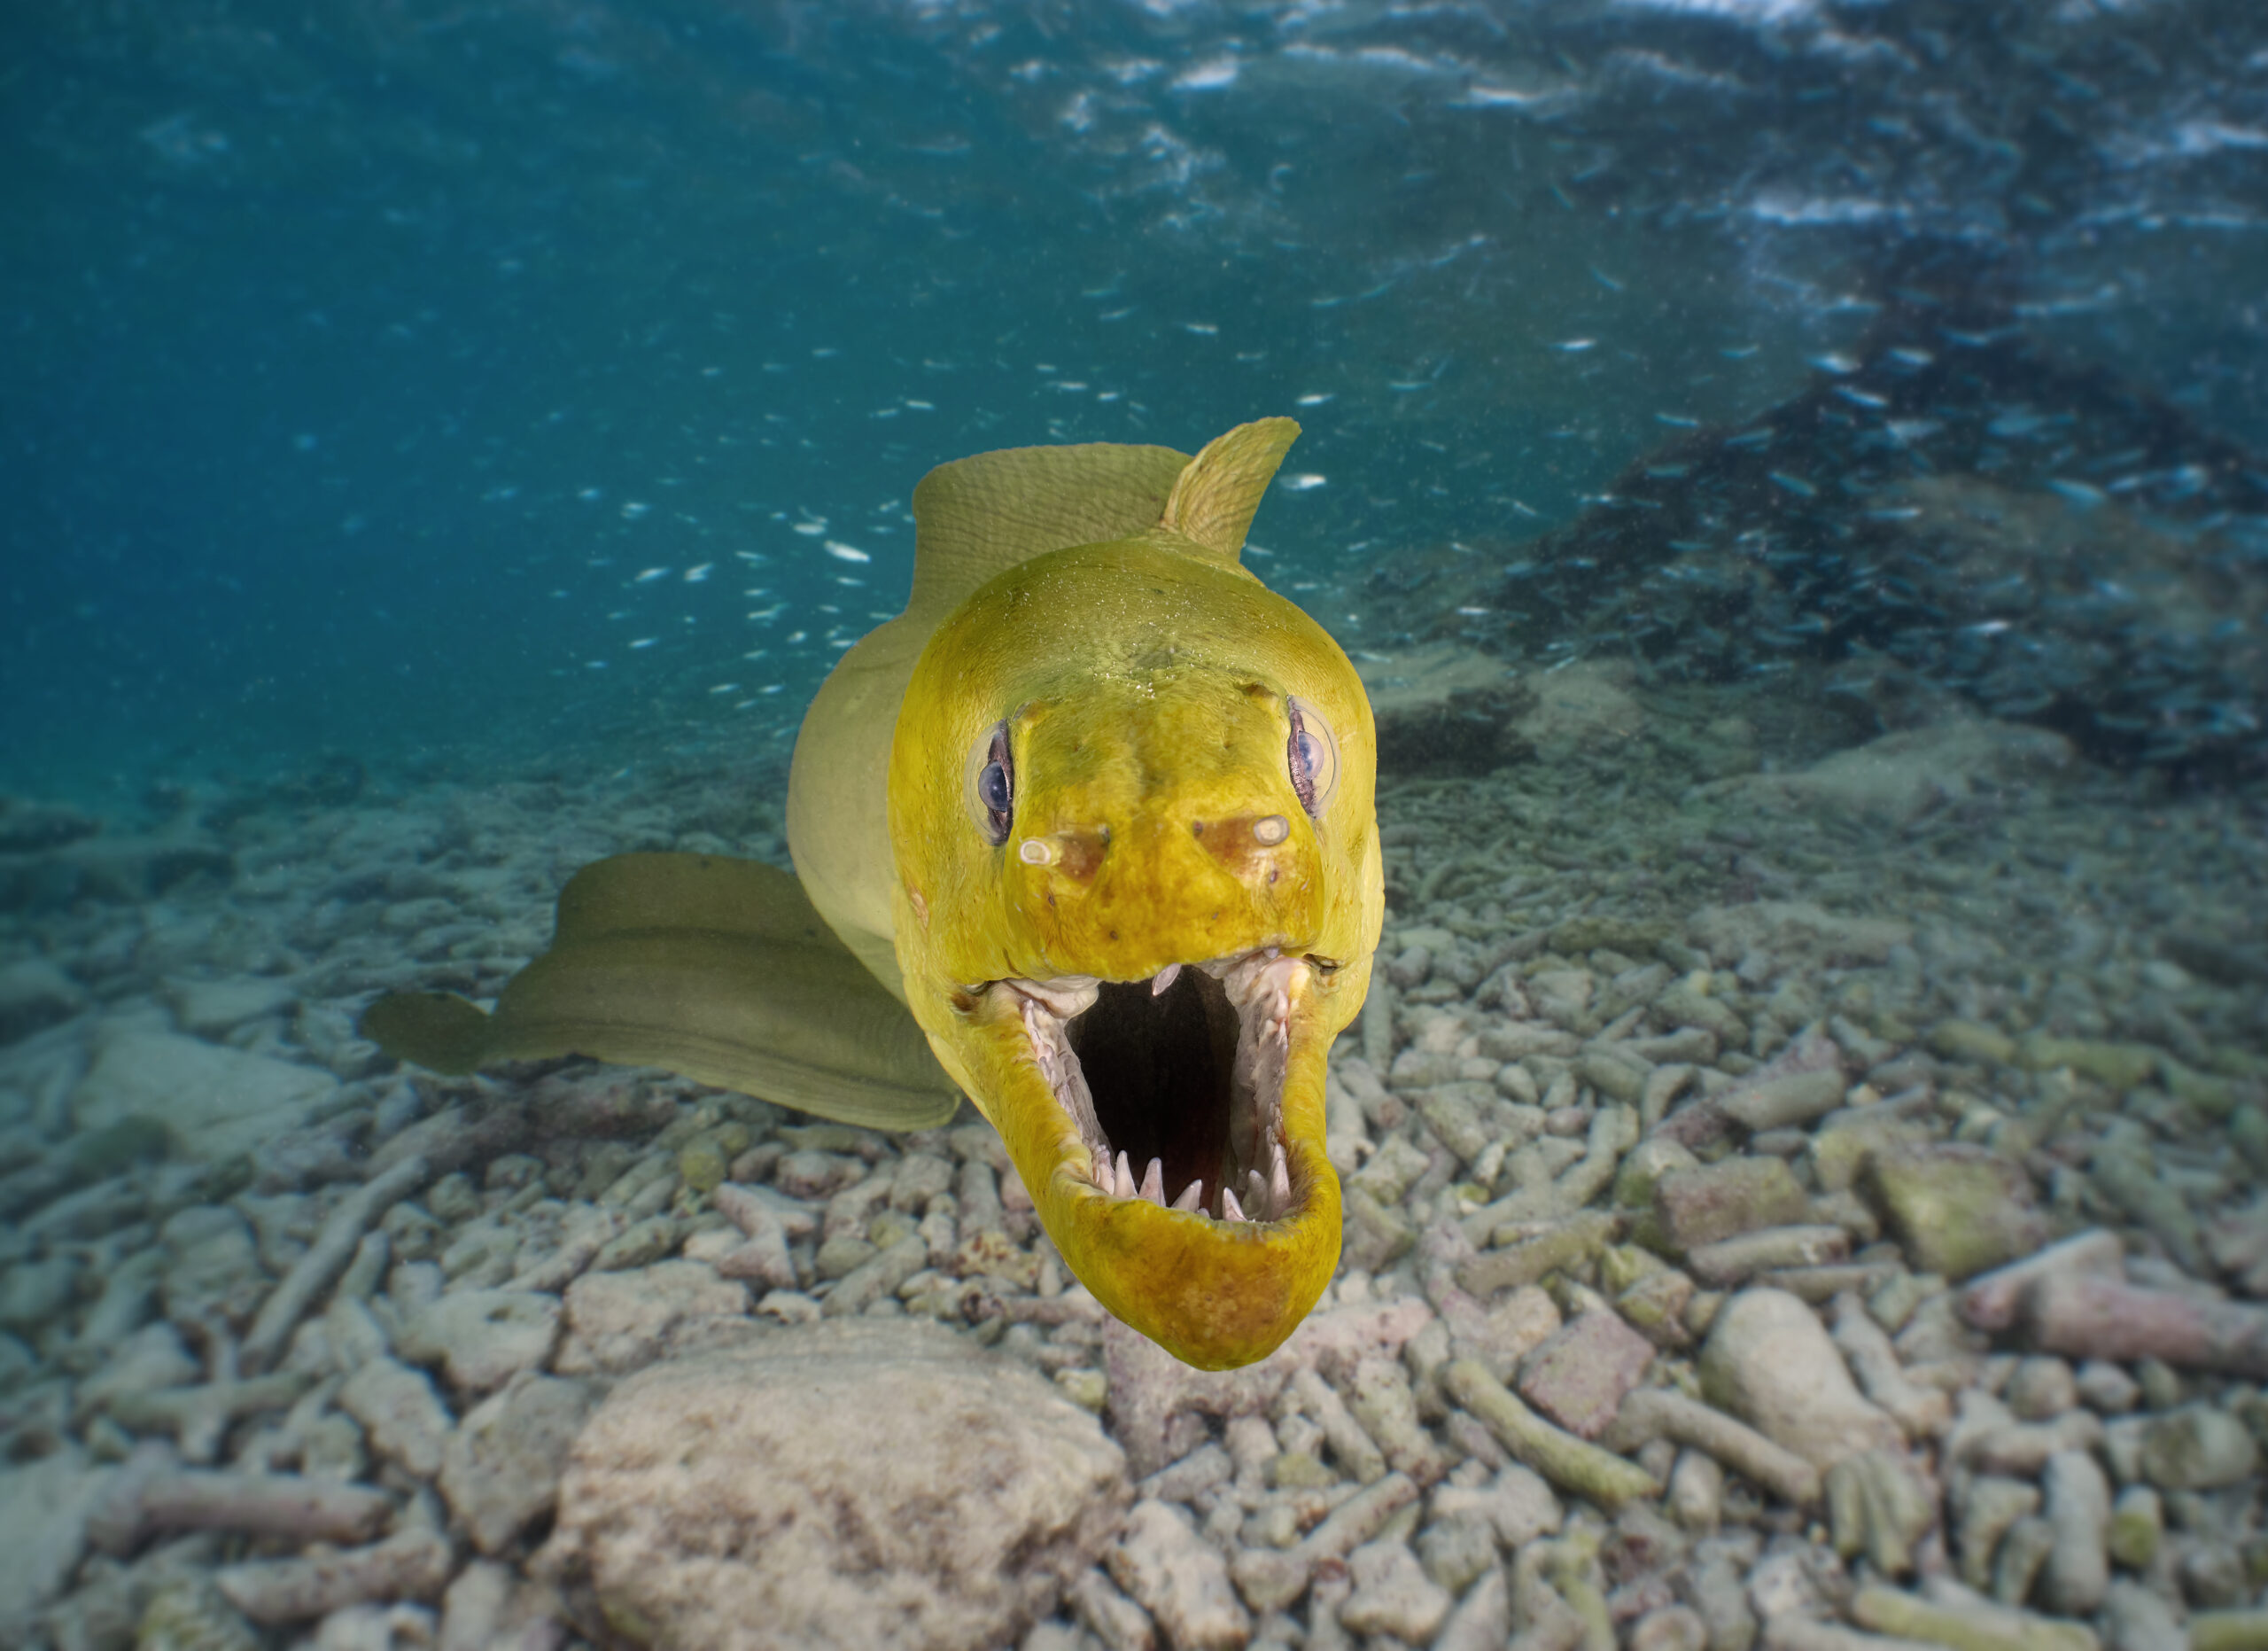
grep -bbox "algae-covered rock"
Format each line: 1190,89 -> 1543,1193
1653,978 -> 1749,1047
1824,1448 -> 1937,1576
1930,1019 -> 2017,1067
2159,1061 -> 2240,1118
1552,915 -> 1673,959
1866,1144 -> 2050,1281
677,1133 -> 730,1195
1686,900 -> 1913,972
1617,1269 -> 1697,1349
1810,1110 -> 1931,1195
136,1577 -> 261,1651
2138,1405 -> 2259,1491
2108,1485 -> 2163,1568
2015,1034 -> 2159,1091
1615,1137 -> 1701,1211
1344,1186 -> 1418,1273
2235,1107 -> 2268,1178
1643,1156 -> 1810,1256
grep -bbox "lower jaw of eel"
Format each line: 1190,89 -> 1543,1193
989,947 -> 1343,1370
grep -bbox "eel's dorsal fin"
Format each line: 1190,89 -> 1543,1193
360,853 -> 961,1131
905,439 -> 1191,623
902,417 -> 1301,621
1159,416 -> 1301,562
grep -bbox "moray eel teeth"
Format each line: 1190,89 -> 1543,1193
1006,946 -> 1308,1223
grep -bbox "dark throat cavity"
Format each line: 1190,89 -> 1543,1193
1064,968 -> 1238,1209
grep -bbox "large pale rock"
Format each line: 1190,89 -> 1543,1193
1698,1289 -> 1901,1469
550,1320 -> 1128,1651
72,1024 -> 336,1163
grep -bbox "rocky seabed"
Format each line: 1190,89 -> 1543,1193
1,712 -> 2264,1651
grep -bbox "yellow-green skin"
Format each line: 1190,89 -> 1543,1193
888,531 -> 1382,1368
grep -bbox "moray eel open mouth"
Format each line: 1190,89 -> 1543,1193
1009,948 -> 1319,1223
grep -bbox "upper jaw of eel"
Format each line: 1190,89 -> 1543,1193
997,946 -> 1321,1226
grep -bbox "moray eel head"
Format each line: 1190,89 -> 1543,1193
891,534 -> 1381,1369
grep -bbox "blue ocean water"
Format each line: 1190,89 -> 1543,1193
8,7 -> 2268,1647
10,0 -> 2262,797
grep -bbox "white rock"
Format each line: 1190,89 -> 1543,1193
551,1320 -> 1127,1651
165,977 -> 296,1038
338,1355 -> 454,1479
2104,1580 -> 2185,1651
1107,1500 -> 1249,1651
1428,1462 -> 1563,1548
313,1602 -> 435,1651
77,1320 -> 201,1413
1337,1538 -> 1453,1643
553,1258 -> 749,1376
1068,1567 -> 1156,1651
160,1203 -> 265,1328
398,1289 -> 560,1395
72,1024 -> 337,1163
0,1446 -> 109,1641
2039,1448 -> 2110,1615
1434,1567 -> 1511,1651
438,1561 -> 514,1651
1699,1289 -> 1902,1468
439,1373 -> 591,1555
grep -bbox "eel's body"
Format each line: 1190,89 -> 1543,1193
364,417 -> 1382,1368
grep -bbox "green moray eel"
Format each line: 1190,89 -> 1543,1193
362,417 -> 1383,1368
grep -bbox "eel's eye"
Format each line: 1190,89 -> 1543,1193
967,722 -> 1014,845
1286,697 -> 1340,816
